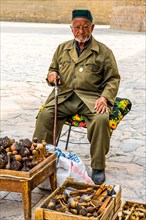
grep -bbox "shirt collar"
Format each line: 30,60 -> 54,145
75,36 -> 92,56
63,36 -> 100,54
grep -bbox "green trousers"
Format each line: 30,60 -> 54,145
33,93 -> 110,170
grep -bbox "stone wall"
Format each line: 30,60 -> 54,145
110,0 -> 146,31
1,0 -> 145,31
0,0 -> 114,25
114,0 -> 145,6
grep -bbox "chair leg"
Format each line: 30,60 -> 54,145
65,125 -> 72,150
56,131 -> 61,146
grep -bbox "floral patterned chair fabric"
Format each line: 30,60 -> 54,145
65,97 -> 132,135
62,97 -> 132,149
38,97 -> 132,150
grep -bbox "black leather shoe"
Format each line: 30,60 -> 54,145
92,169 -> 105,185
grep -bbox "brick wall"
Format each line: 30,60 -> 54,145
0,0 -> 114,25
110,0 -> 146,31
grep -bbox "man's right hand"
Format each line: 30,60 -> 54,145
48,72 -> 61,85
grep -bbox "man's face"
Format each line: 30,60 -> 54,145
71,18 -> 94,43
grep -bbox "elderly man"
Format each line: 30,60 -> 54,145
33,9 -> 120,184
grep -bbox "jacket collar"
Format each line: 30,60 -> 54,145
63,36 -> 100,64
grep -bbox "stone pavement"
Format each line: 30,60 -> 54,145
0,21 -> 145,219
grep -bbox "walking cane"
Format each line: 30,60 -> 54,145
53,79 -> 58,146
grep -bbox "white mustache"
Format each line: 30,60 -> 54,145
75,36 -> 90,43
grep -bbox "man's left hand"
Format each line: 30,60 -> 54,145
94,97 -> 109,114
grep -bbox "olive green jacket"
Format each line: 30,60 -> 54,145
45,36 -> 120,113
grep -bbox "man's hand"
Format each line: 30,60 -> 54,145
94,97 -> 109,114
48,72 -> 61,85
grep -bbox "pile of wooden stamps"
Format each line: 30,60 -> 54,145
0,136 -> 48,171
117,202 -> 146,220
42,183 -> 116,218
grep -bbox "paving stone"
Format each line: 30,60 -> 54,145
0,191 -> 9,200
32,187 -> 50,194
133,155 -> 146,167
0,200 -> 24,220
119,139 -> 144,152
4,192 -> 22,202
4,191 -> 44,205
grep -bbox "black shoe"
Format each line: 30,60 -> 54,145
92,169 -> 105,185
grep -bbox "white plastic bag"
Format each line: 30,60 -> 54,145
57,155 -> 93,186
38,147 -> 93,190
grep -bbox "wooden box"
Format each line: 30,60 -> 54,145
112,200 -> 146,220
35,178 -> 122,220
0,153 -> 57,220
0,152 -> 55,179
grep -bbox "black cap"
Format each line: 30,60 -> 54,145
72,9 -> 93,22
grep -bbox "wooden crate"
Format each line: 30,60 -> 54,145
35,178 -> 122,220
0,152 -> 55,178
0,153 -> 57,220
112,200 -> 146,220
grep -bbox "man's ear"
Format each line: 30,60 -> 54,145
91,24 -> 95,32
70,25 -> 73,32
